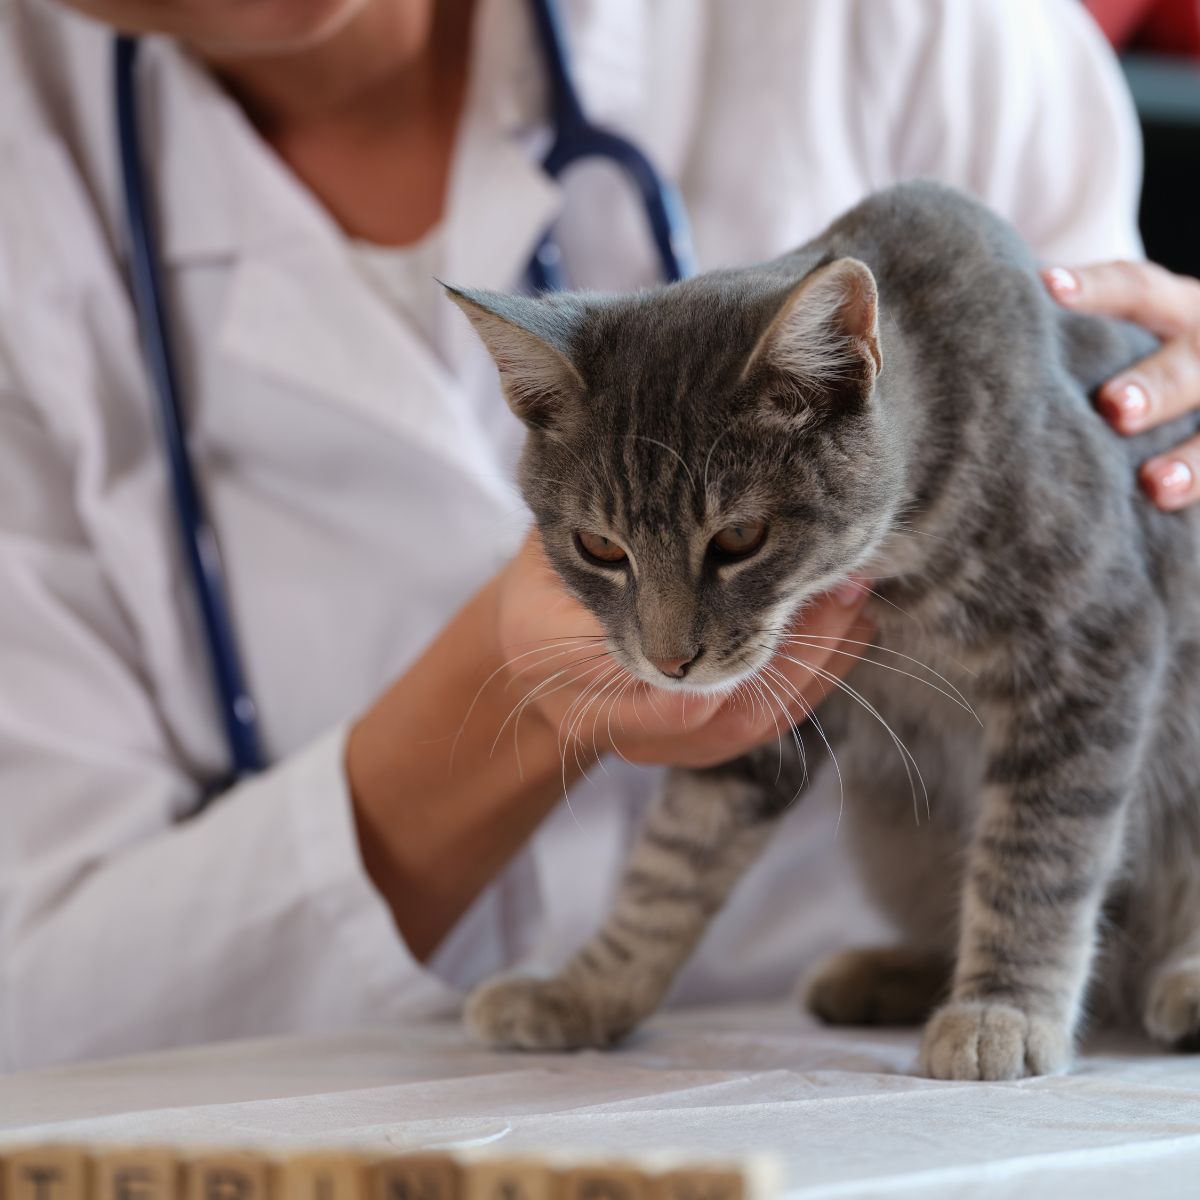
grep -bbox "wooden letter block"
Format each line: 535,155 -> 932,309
367,1155 -> 461,1200
185,1154 -> 270,1200
653,1170 -> 744,1200
275,1156 -> 366,1200
560,1166 -> 647,1200
462,1160 -> 557,1200
4,1147 -> 89,1200
93,1149 -> 180,1200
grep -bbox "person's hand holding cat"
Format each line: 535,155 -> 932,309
1044,261 -> 1200,510
497,532 -> 873,770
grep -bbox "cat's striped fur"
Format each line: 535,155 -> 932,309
448,183 -> 1200,1080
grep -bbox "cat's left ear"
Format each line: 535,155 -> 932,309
443,284 -> 585,430
745,257 -> 882,416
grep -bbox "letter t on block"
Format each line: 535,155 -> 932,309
3,1148 -> 89,1200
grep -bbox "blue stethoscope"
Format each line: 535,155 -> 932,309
113,0 -> 694,796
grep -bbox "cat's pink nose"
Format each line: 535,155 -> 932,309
651,652 -> 699,679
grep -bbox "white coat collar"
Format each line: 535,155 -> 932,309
133,0 -> 648,496
145,0 -> 649,271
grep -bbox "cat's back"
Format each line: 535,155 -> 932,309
811,181 -> 1036,302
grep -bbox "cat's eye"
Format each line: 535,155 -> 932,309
575,530 -> 628,566
710,521 -> 767,560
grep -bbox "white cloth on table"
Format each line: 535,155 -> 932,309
3,1005 -> 1200,1200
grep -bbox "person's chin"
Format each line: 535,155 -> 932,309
192,0 -> 370,58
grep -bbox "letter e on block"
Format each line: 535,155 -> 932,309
367,1156 -> 461,1200
185,1155 -> 270,1200
4,1147 -> 89,1200
94,1150 -> 180,1200
560,1166 -> 648,1200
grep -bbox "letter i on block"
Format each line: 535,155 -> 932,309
3,1148 -> 89,1200
93,1149 -> 180,1200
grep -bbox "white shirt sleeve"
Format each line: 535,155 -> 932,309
860,0 -> 1144,264
0,375 -> 455,1072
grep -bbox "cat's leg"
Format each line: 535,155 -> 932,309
1140,855 -> 1200,1049
1144,942 -> 1200,1051
920,635 -> 1153,1081
806,946 -> 950,1025
466,739 -> 819,1051
803,671 -> 968,1027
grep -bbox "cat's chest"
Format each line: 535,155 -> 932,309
858,613 -> 986,740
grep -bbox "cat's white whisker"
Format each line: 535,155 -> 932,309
775,651 -> 930,825
779,635 -> 981,724
557,661 -> 624,797
495,652 -> 613,777
625,434 -> 697,497
774,630 -> 979,692
701,426 -> 733,504
759,662 -> 840,816
450,638 -> 604,774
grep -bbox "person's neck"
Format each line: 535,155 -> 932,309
197,0 -> 476,245
201,2 -> 465,132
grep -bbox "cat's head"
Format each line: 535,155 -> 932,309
447,258 -> 903,693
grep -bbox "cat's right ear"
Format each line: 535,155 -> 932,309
743,257 -> 882,423
443,284 -> 585,429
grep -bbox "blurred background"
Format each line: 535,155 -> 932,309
1085,0 -> 1200,275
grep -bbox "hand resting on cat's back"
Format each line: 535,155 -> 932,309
444,181 -> 1200,1081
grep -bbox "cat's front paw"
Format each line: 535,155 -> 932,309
804,946 -> 949,1026
1144,961 -> 1200,1050
920,1001 -> 1071,1080
465,973 -> 608,1051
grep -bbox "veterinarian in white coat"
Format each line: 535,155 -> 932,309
0,0 -> 1147,1069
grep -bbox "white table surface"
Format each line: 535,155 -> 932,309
3,1004 -> 1200,1200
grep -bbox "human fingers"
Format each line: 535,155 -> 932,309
1042,262 -> 1200,341
1139,435 -> 1200,512
624,583 -> 874,767
1091,328 -> 1200,437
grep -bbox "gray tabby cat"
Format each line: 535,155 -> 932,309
445,182 -> 1200,1081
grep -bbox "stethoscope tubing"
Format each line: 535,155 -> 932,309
525,0 -> 695,291
114,35 -> 265,791
112,0 -> 694,798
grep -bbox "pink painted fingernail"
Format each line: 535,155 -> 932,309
1155,459 -> 1194,494
1101,381 -> 1149,427
1044,266 -> 1080,299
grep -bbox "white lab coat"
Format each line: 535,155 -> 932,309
0,0 -> 1141,1070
